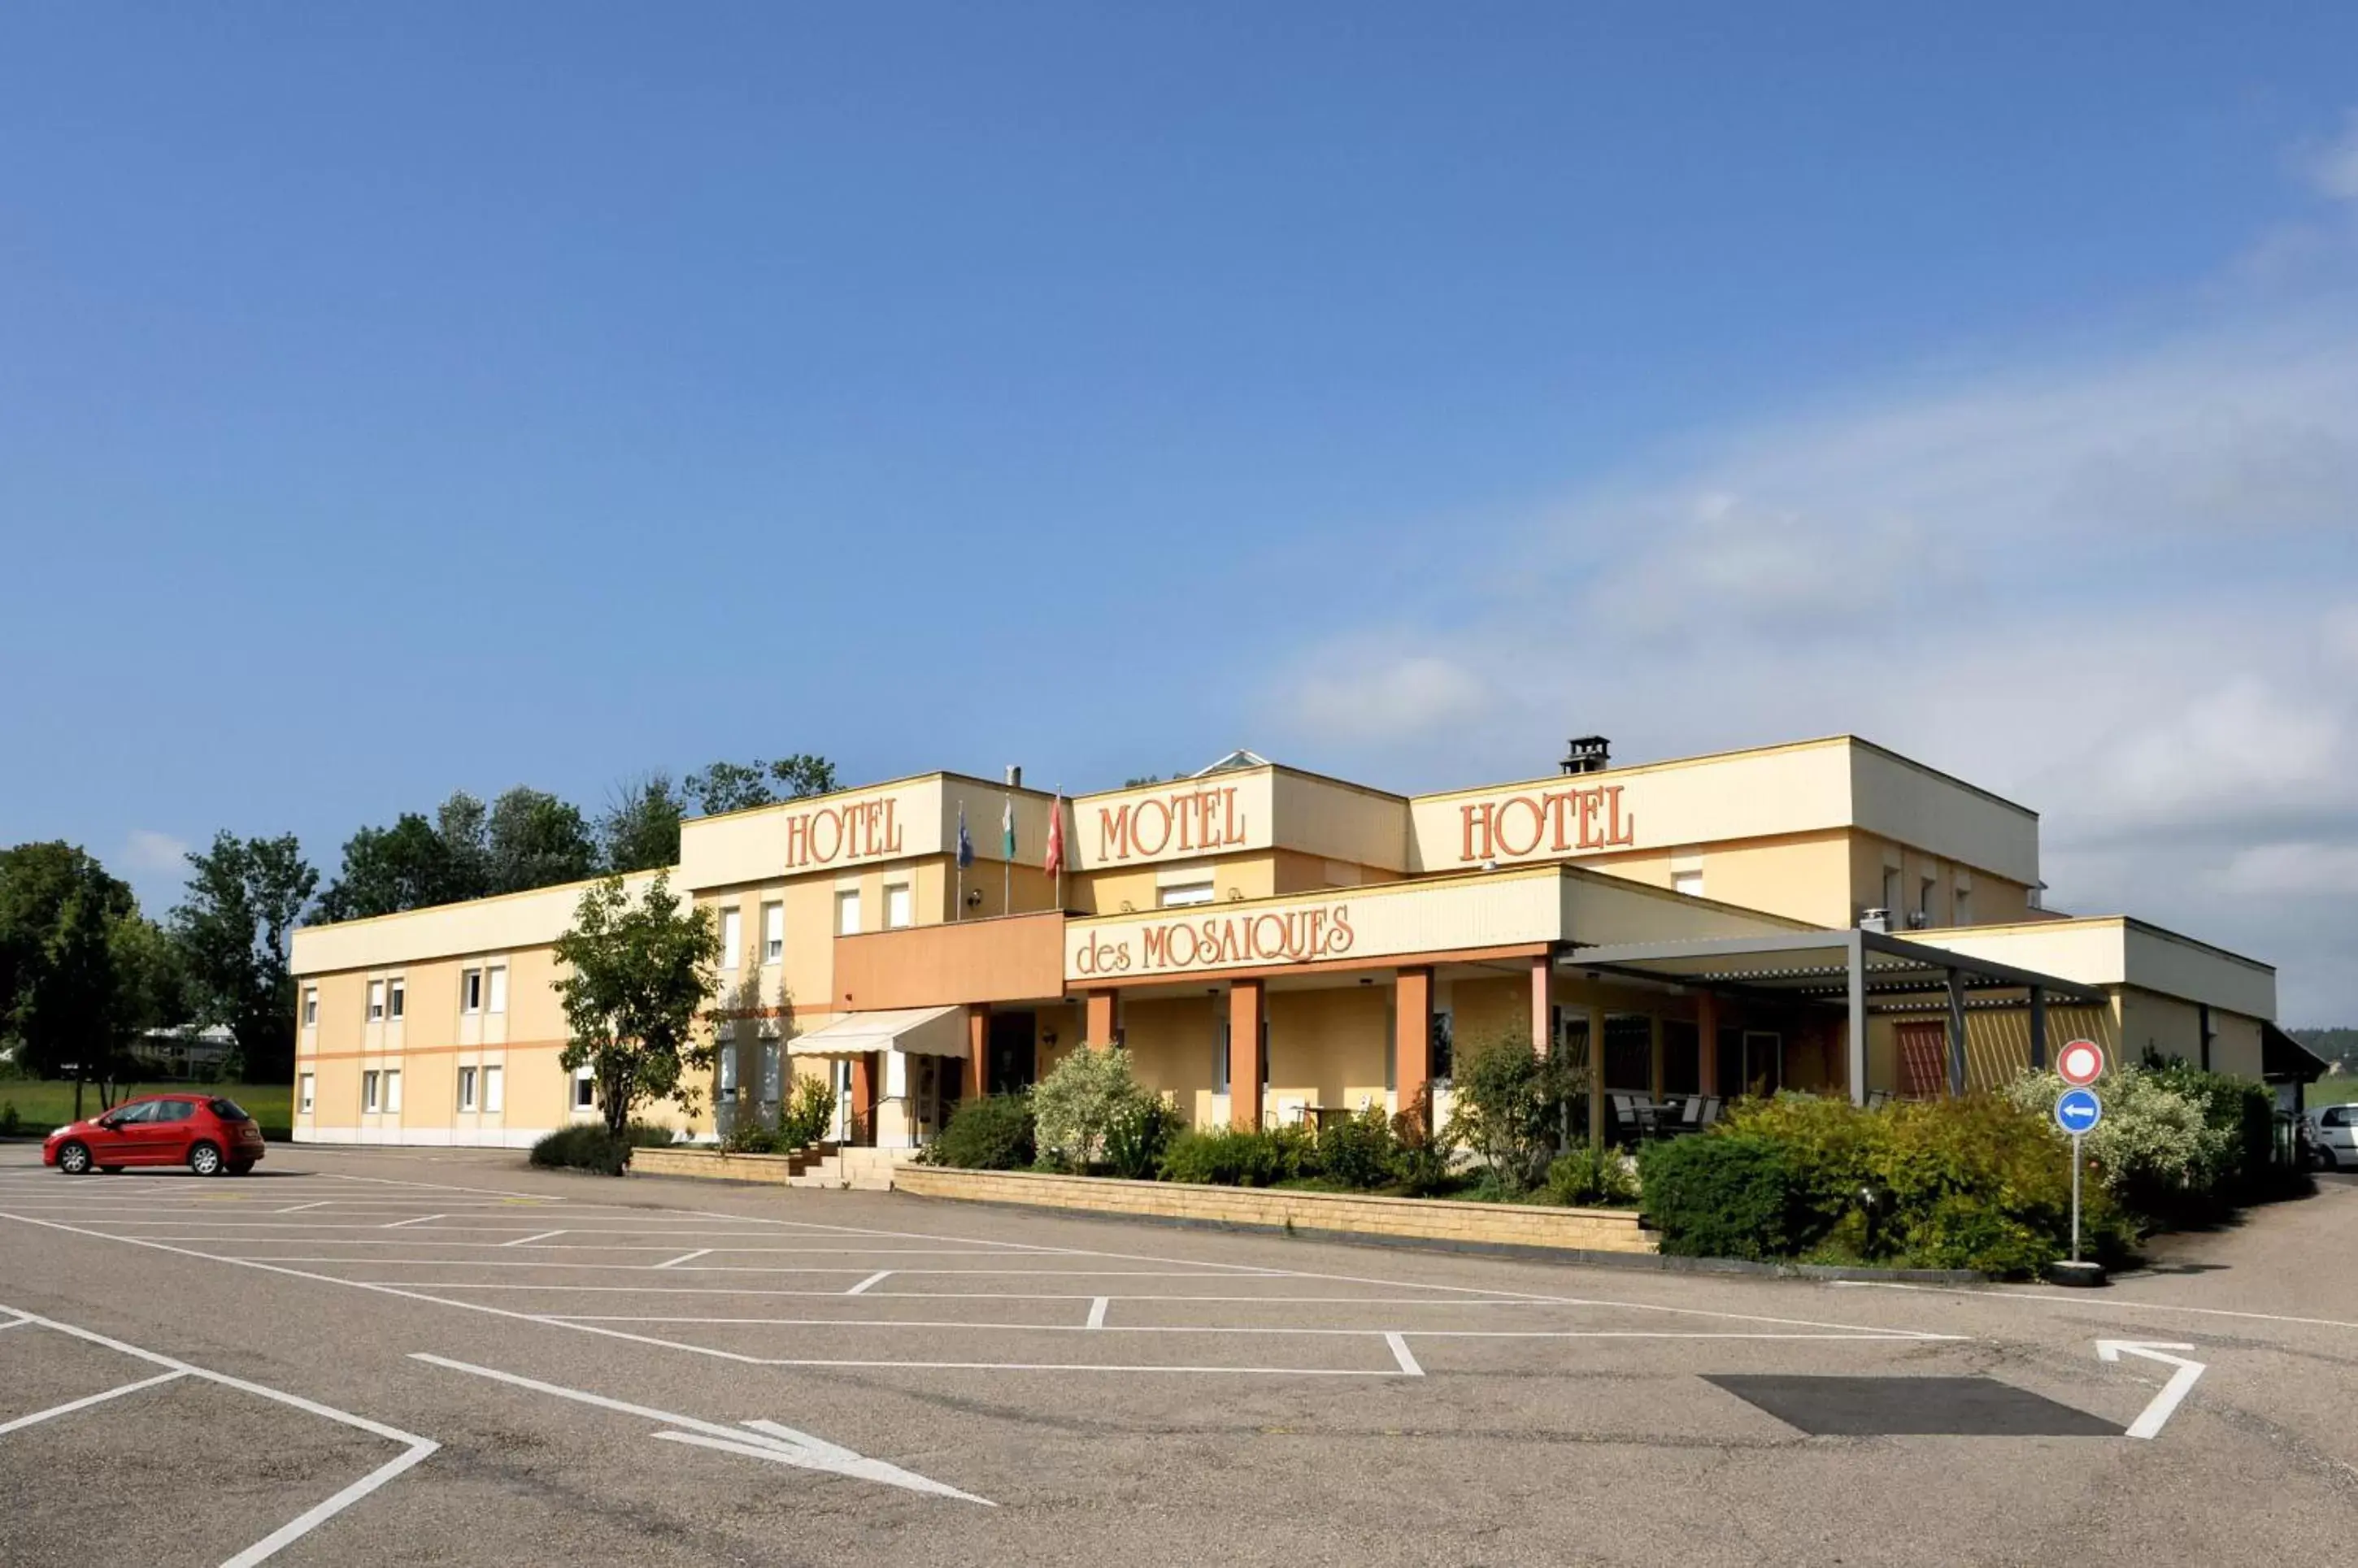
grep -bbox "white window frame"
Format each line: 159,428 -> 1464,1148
487,963 -> 508,1014
885,883 -> 912,930
387,978 -> 405,1022
298,1073 -> 315,1114
383,1069 -> 402,1113
302,987 -> 318,1027
836,889 -> 860,936
363,1070 -> 381,1113
720,906 -> 742,970
572,1066 -> 596,1112
367,980 -> 385,1023
458,1066 -> 478,1112
1672,870 -> 1704,898
1159,880 -> 1216,909
762,901 -> 784,963
483,1064 -> 504,1114
461,968 -> 483,1014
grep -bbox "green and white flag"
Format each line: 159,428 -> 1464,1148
1001,795 -> 1016,860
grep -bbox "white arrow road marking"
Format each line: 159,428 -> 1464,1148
2096,1340 -> 2207,1440
411,1353 -> 992,1504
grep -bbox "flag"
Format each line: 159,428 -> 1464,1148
1043,792 -> 1065,880
1001,794 -> 1016,860
956,804 -> 974,869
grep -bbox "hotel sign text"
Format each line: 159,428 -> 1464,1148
783,796 -> 907,870
1455,784 -> 1634,863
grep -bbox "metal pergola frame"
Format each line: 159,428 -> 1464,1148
1558,928 -> 2109,1104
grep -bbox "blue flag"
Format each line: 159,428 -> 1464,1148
956,804 -> 974,868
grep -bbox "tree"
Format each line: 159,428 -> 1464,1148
551,872 -> 721,1146
1443,1027 -> 1587,1194
98,913 -> 189,1109
0,842 -> 135,1116
599,773 -> 685,873
434,791 -> 493,900
315,814 -> 467,922
684,756 -> 839,817
172,832 -> 317,1085
486,787 -> 599,893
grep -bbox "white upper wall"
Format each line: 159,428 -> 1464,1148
291,872 -> 665,976
1906,916 -> 2278,1019
1847,743 -> 2039,887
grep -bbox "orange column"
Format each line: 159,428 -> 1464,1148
965,1006 -> 989,1099
1394,966 -> 1432,1127
1529,953 -> 1552,1055
1696,991 -> 1719,1095
1085,989 -> 1119,1051
850,1053 -> 878,1145
1228,980 -> 1264,1131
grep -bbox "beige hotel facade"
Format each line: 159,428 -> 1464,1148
287,734 -> 2316,1155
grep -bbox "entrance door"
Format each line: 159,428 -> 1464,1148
987,1011 -> 1037,1095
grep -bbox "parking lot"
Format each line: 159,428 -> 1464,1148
3,1145 -> 2356,1566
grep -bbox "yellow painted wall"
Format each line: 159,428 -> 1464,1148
1265,985 -> 1392,1114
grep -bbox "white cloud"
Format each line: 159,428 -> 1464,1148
1258,306 -> 2358,1020
2304,107 -> 2358,204
120,829 -> 190,876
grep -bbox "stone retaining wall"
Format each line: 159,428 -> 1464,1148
890,1165 -> 1655,1254
631,1146 -> 795,1184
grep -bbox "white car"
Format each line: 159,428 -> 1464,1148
2308,1104 -> 2358,1170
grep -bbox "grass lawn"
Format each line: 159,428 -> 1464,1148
0,1080 -> 292,1140
2307,1075 -> 2358,1109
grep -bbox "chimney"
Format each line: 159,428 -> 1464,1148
1560,736 -> 1611,776
1004,765 -> 1023,789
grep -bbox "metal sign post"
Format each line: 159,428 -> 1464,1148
2071,1131 -> 2083,1265
2053,1085 -> 2104,1270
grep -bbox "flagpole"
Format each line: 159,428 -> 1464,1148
1055,784 -> 1064,913
1003,793 -> 1012,914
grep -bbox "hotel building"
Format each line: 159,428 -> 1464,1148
287,734 -> 2318,1159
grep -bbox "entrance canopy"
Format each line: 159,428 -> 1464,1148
788,1004 -> 968,1060
1559,927 -> 2108,1102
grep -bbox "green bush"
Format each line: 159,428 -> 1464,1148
1545,1143 -> 1638,1207
624,1120 -> 677,1148
0,1101 -> 19,1137
1032,1047 -> 1163,1172
719,1116 -> 779,1154
2003,1066 -> 2234,1223
1159,1126 -> 1314,1186
1103,1097 -> 1185,1179
1639,1133 -> 1799,1260
924,1094 -> 1036,1171
529,1124 -> 631,1175
1443,1027 -> 1585,1194
2146,1064 -> 2279,1201
1870,1097 -> 2130,1273
1317,1107 -> 1401,1190
777,1074 -> 838,1150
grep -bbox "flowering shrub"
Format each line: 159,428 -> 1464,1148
2003,1067 -> 2234,1219
1031,1047 -> 1162,1172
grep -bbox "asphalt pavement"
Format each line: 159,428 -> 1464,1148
2,1143 -> 2354,1566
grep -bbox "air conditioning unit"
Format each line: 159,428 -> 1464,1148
1906,910 -> 1929,929
1860,908 -> 1890,933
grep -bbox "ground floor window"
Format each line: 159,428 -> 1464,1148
381,1071 -> 402,1114
363,1071 -> 381,1113
1430,1007 -> 1454,1082
572,1067 -> 595,1111
484,1065 -> 504,1114
298,1073 -> 315,1114
1603,1014 -> 1652,1092
458,1066 -> 478,1112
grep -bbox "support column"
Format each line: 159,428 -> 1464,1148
1529,953 -> 1551,1056
1946,967 -> 1968,1098
1648,1013 -> 1666,1098
2028,986 -> 2047,1071
2199,1003 -> 2212,1071
1587,1002 -> 1607,1146
1696,991 -> 1719,1096
1394,966 -> 1432,1128
851,1052 -> 878,1145
1228,980 -> 1264,1131
1847,933 -> 1868,1107
1085,989 -> 1119,1051
965,1005 -> 988,1099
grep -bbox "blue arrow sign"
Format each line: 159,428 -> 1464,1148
2055,1086 -> 2103,1136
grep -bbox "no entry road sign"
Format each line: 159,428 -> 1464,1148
2057,1039 -> 2105,1087
2055,1087 -> 2103,1136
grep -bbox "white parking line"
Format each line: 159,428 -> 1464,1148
533,1313 -> 1950,1342
381,1214 -> 450,1229
0,1369 -> 189,1435
504,1231 -> 567,1247
1087,1297 -> 1110,1329
846,1271 -> 892,1295
655,1249 -> 712,1270
1386,1332 -> 1424,1376
278,1201 -> 334,1214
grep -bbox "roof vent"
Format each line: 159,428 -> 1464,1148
1004,765 -> 1023,788
1560,736 -> 1611,775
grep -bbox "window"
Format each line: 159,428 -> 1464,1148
154,1098 -> 197,1123
1212,1017 -> 1230,1093
1918,877 -> 1936,926
1159,880 -> 1216,909
1953,885 -> 1973,924
483,1065 -> 504,1114
885,884 -> 912,929
302,987 -> 318,1027
1430,1007 -> 1455,1082
487,964 -> 507,1014
298,1074 -> 315,1114
718,1043 -> 738,1097
462,968 -> 484,1014
387,979 -> 405,1022
1881,867 -> 1901,917
720,906 -> 742,968
108,1101 -> 158,1127
363,1071 -> 381,1112
383,1070 -> 402,1113
458,1066 -> 478,1111
367,980 -> 385,1022
1672,870 -> 1704,897
836,890 -> 860,936
763,901 -> 784,962
572,1067 -> 595,1111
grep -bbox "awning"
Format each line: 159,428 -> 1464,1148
787,1005 -> 968,1060
2261,1022 -> 2330,1084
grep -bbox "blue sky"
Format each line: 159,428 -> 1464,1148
5,6 -> 2357,1019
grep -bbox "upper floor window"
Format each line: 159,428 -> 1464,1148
720,906 -> 742,969
366,979 -> 385,1022
837,890 -> 860,936
387,979 -> 405,1022
763,901 -> 785,962
1953,886 -> 1973,924
487,963 -> 507,1014
885,884 -> 912,929
301,987 -> 318,1027
1159,880 -> 1215,909
462,968 -> 484,1014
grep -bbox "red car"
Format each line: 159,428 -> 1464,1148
43,1094 -> 268,1177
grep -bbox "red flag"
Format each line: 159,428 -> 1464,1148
1043,793 -> 1066,880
